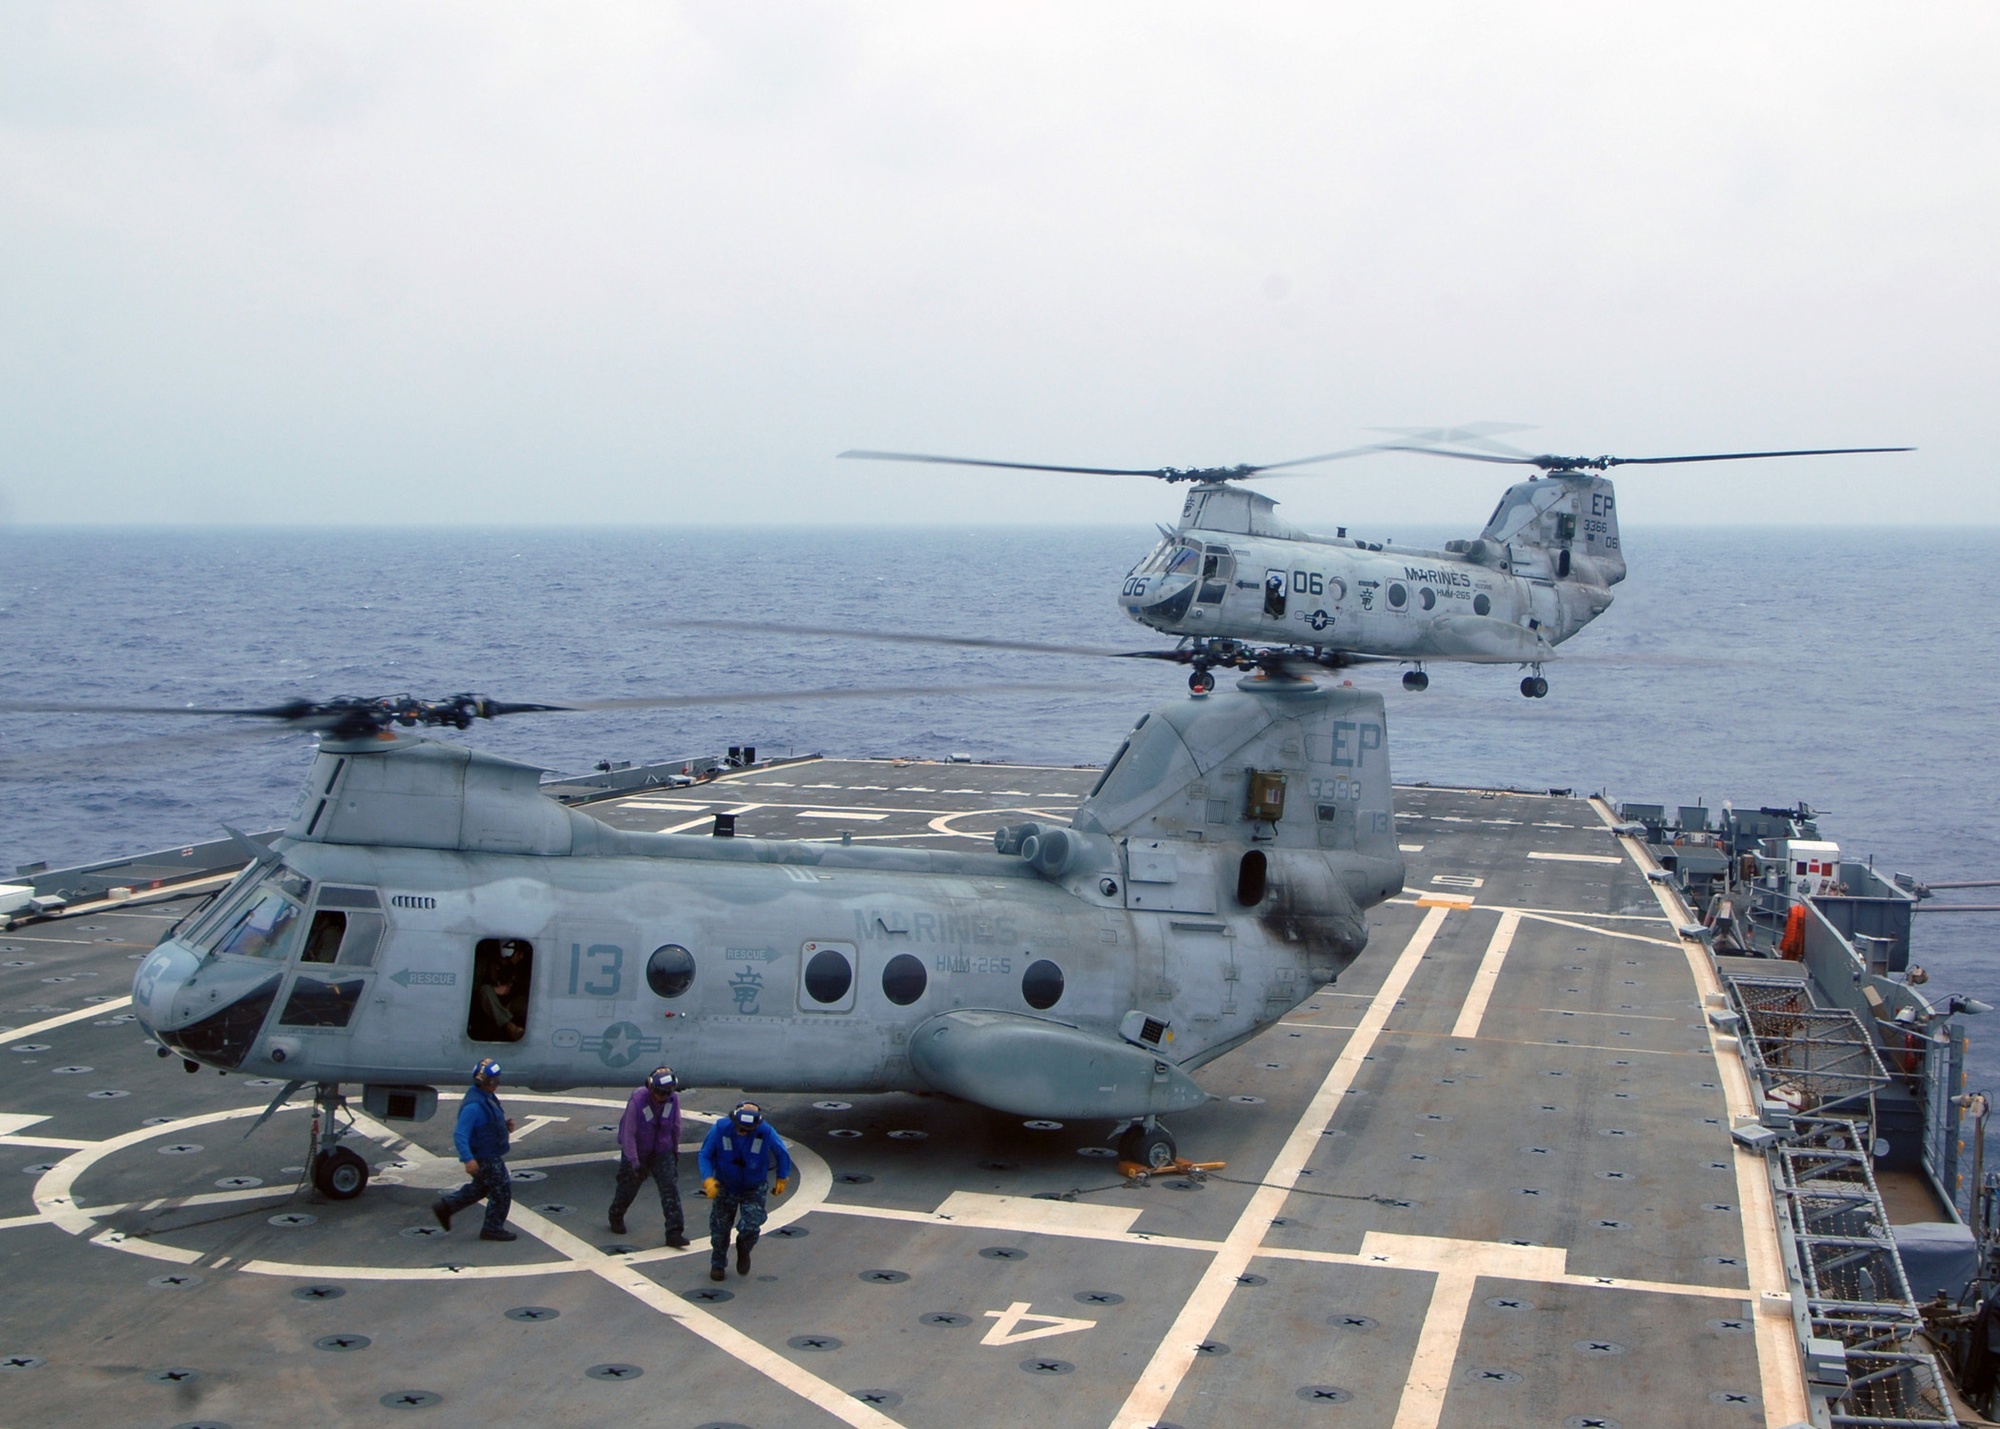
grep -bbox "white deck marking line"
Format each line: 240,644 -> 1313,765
1451,910 -> 1520,1038
506,1204 -> 904,1429
1107,904 -> 1453,1429
0,1212 -> 50,1231
658,815 -> 718,834
0,1133 -> 98,1150
1366,1234 -> 1566,1429
2,995 -> 135,1042
1536,1007 -> 1677,1022
1526,850 -> 1625,865
1512,911 -> 1679,946
1591,796 -> 1810,1426
811,1200 -> 1223,1255
797,810 -> 889,821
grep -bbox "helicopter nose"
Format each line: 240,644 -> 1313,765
1126,575 -> 1197,628
133,941 -> 284,1069
132,941 -> 200,1037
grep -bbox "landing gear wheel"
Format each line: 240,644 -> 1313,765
312,1146 -> 370,1200
1118,1123 -> 1177,1170
1189,669 -> 1215,695
1521,675 -> 1549,698
1532,676 -> 1548,698
1402,670 -> 1429,691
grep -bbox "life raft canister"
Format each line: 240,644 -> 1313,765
1779,903 -> 1808,960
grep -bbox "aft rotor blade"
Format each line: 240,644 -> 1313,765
838,450 -> 1173,478
1372,444 -> 1914,470
676,618 -> 1167,661
1598,446 -> 1915,466
0,700 -> 320,719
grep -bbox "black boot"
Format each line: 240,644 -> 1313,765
431,1200 -> 453,1231
665,1231 -> 690,1249
708,1265 -> 726,1282
736,1238 -> 753,1276
608,1209 -> 626,1236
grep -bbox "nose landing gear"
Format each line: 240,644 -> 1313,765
307,1082 -> 371,1201
1519,669 -> 1549,698
1116,1117 -> 1177,1170
1402,668 -> 1429,692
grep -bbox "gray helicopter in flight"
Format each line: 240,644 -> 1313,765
33,675 -> 1403,1199
844,428 -> 1911,696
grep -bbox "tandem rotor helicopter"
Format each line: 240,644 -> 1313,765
13,674 -> 1403,1198
843,427 -> 1913,697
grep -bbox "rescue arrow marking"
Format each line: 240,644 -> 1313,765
979,1301 -> 1097,1346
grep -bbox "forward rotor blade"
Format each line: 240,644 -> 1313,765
1240,445 -> 1395,474
839,450 -> 1172,477
675,618 -> 1165,661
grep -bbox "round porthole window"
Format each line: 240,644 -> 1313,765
1327,577 -> 1346,602
1021,959 -> 1065,1011
1387,582 -> 1407,609
1473,593 -> 1492,616
646,944 -> 696,998
1418,587 -> 1436,610
804,948 -> 852,1004
881,953 -> 927,1006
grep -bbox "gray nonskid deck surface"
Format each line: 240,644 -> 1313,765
0,761 -> 1774,1428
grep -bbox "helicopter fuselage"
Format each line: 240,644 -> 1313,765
131,680 -> 1404,1127
1121,478 -> 1624,666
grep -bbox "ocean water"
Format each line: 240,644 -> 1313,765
4,524 -> 1997,1084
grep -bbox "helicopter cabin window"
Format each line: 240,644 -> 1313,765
312,887 -> 386,967
467,938 -> 534,1043
1473,593 -> 1491,616
1418,586 -> 1436,611
1386,582 -> 1408,610
1263,571 -> 1287,618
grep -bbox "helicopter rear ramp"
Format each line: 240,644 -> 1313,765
0,761 -> 1811,1428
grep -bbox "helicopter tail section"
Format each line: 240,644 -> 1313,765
1465,473 -> 1625,586
1071,677 -> 1405,970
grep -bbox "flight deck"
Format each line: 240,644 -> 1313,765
0,759 -> 1819,1428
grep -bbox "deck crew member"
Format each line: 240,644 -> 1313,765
608,1066 -> 690,1248
431,1057 -> 518,1242
699,1101 -> 793,1281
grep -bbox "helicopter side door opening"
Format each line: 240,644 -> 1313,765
467,937 -> 534,1042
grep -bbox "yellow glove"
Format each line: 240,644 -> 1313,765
702,1177 -> 721,1199
772,1178 -> 788,1196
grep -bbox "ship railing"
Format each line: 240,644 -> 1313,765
1760,1119 -> 1959,1425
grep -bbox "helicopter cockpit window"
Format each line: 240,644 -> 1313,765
212,890 -> 306,961
467,938 -> 533,1043
1136,537 -> 1175,575
1164,543 -> 1202,576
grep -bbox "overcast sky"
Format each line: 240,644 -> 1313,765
2,4 -> 1994,529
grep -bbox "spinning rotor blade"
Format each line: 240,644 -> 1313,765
840,445 -> 1386,484
1375,443 -> 1913,473
545,681 -> 1104,713
0,681 -> 1103,743
1368,423 -> 1538,459
677,618 -> 1173,662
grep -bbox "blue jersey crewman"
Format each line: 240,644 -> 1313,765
432,1057 -> 517,1242
698,1101 -> 793,1281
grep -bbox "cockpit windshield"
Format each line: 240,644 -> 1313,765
1163,543 -> 1202,576
1135,537 -> 1176,575
212,890 -> 306,960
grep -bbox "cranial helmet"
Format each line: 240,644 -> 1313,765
647,1067 -> 678,1094
474,1058 -> 503,1082
732,1101 -> 761,1131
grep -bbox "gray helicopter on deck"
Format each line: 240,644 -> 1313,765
845,428 -> 1911,696
16,676 -> 1403,1198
